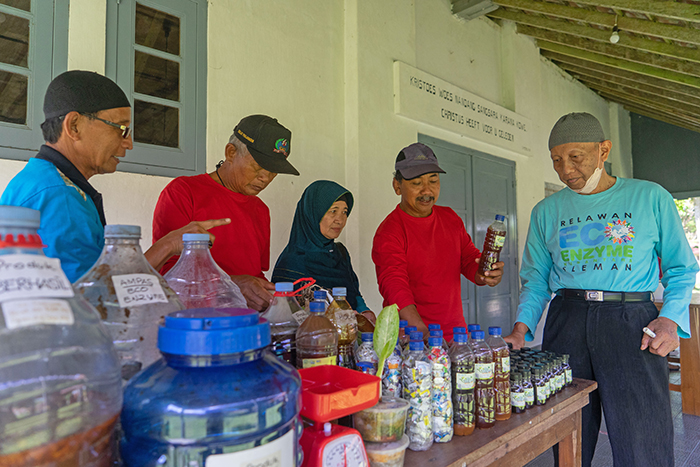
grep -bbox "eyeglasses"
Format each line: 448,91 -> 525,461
80,113 -> 132,139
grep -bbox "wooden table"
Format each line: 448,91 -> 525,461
657,298 -> 700,416
404,378 -> 597,467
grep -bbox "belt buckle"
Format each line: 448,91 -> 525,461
585,290 -> 604,301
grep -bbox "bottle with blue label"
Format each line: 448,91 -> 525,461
0,206 -> 122,465
74,225 -> 184,382
120,308 -> 302,467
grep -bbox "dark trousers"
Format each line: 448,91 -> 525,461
543,296 -> 673,467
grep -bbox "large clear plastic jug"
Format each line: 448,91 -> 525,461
0,206 -> 122,466
164,233 -> 247,309
120,308 -> 302,466
74,224 -> 184,381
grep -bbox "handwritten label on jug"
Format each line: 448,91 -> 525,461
292,310 -> 309,325
206,428 -> 294,467
2,299 -> 74,329
112,274 -> 168,308
0,255 -> 74,302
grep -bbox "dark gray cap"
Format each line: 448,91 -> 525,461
43,70 -> 131,120
548,112 -> 606,150
395,143 -> 446,180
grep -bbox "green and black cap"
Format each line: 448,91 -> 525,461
233,115 -> 298,175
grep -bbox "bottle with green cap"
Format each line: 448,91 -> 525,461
164,233 -> 247,309
74,224 -> 184,382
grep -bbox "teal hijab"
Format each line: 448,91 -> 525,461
272,180 -> 362,308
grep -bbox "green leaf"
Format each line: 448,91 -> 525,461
373,304 -> 400,380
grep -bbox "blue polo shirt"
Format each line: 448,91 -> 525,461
0,146 -> 105,282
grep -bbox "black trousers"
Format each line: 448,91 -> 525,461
543,296 -> 673,467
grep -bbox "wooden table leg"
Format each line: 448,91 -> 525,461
557,409 -> 582,467
680,304 -> 700,416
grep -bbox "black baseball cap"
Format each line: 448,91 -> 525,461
233,115 -> 298,175
43,70 -> 131,120
395,143 -> 446,179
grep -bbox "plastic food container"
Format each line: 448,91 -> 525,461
365,434 -> 410,467
353,397 -> 409,442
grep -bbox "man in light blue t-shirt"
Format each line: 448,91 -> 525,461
505,112 -> 698,467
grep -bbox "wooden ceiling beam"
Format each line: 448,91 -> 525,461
569,71 -> 700,109
583,81 -> 700,117
544,51 -> 700,98
491,0 -> 700,46
521,26 -> 700,78
488,9 -> 700,64
562,1 -> 700,24
537,41 -> 700,89
621,104 -> 700,135
596,90 -> 700,127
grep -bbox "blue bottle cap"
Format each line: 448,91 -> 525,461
405,326 -> 417,334
310,302 -> 325,314
182,233 -> 209,242
275,282 -> 294,292
409,331 -> 423,341
428,324 -> 441,331
467,324 -> 481,332
495,214 -> 505,221
313,290 -> 327,300
332,287 -> 347,296
488,326 -> 502,336
104,225 -> 141,238
429,330 -> 443,338
471,330 -> 485,340
0,205 -> 40,228
409,340 -> 424,351
454,333 -> 468,344
158,308 -> 270,355
361,332 -> 373,342
399,320 -> 408,328
453,326 -> 466,335
428,337 -> 442,347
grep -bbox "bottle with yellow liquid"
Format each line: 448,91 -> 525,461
325,287 -> 358,369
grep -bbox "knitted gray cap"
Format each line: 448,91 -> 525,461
548,112 -> 606,150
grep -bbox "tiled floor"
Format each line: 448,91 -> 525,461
525,372 -> 700,467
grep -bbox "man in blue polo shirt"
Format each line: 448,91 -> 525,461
505,112 -> 698,467
1,71 -> 226,281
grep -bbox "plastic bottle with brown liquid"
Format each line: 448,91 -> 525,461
477,215 -> 506,277
471,330 -> 495,429
260,282 -> 304,365
487,326 -> 511,421
450,332 -> 475,436
296,301 -> 338,368
325,287 -> 358,369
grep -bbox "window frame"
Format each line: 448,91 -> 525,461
0,0 -> 69,161
105,0 -> 207,178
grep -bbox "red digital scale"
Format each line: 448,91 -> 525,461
299,365 -> 380,467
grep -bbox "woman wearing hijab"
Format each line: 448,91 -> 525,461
273,180 -> 375,321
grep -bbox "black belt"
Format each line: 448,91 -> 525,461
557,289 -> 652,303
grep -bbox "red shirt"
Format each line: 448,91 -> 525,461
372,205 -> 481,341
152,174 -> 270,278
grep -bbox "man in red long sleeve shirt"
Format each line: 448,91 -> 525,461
372,143 -> 504,341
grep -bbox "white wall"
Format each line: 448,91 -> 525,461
0,0 -> 632,337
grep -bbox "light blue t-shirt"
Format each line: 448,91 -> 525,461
0,158 -> 104,282
517,177 -> 699,339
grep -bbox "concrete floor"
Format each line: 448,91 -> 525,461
525,372 -> 700,467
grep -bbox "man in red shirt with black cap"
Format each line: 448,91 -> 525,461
153,115 -> 300,311
372,142 -> 504,341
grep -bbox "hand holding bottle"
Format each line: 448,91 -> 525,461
474,258 -> 505,286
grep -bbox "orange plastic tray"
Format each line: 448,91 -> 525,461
299,365 -> 380,422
